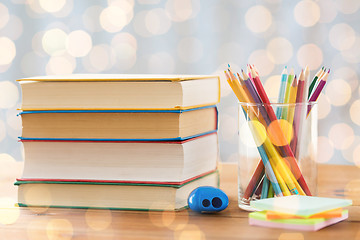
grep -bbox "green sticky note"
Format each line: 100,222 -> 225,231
250,195 -> 352,217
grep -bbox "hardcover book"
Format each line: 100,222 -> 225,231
19,133 -> 218,183
16,171 -> 219,211
18,74 -> 220,110
20,107 -> 218,141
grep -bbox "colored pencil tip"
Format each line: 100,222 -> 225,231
328,69 -> 330,73
285,66 -> 287,69
228,64 -> 230,68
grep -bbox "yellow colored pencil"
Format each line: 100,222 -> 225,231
287,74 -> 298,128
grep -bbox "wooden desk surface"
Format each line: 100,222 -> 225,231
0,163 -> 359,239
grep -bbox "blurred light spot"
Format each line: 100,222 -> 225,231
342,37 -> 360,64
148,52 -> 175,74
100,6 -> 127,32
174,224 -> 205,240
248,121 -> 267,147
317,93 -> 331,119
164,209 -> 189,230
248,50 -> 274,76
83,5 -> 103,32
27,0 -> 45,15
0,197 -> 19,225
245,5 -> 272,33
0,37 -> 16,65
264,75 -> 281,100
239,122 -> 257,148
268,119 -> 293,146
47,219 -> 73,240
0,81 -> 19,109
279,233 -> 304,240
326,79 -> 351,106
100,1 -> 133,33
350,100 -> 360,126
0,3 -> 10,29
85,209 -> 112,231
83,44 -> 116,72
328,123 -> 354,150
342,136 -> 360,164
39,0 -> 66,13
42,28 -> 67,56
297,44 -> 323,70
0,120 -> 6,142
333,67 -> 359,91
317,136 -> 334,163
145,8 -> 171,35
27,219 -> 48,240
219,114 -> 237,142
318,0 -> 338,23
177,37 -> 203,63
266,37 -> 293,64
66,30 -> 92,57
334,0 -> 360,14
329,23 -> 356,51
0,15 -> 23,40
294,0 -> 320,27
165,0 -> 200,22
46,54 -> 76,75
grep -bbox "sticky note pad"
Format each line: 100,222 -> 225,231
249,210 -> 348,231
250,195 -> 352,217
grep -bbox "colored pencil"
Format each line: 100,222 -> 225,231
287,75 -> 298,126
308,67 -> 323,99
281,68 -> 295,119
307,69 -> 330,115
276,66 -> 288,118
225,70 -> 283,197
249,66 -> 311,195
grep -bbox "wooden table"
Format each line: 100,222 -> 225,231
1,163 -> 359,239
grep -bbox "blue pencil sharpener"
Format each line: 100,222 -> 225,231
188,186 -> 229,212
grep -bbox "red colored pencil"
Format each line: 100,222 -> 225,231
249,66 -> 311,196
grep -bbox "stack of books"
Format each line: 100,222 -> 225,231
249,195 -> 352,231
15,74 -> 221,211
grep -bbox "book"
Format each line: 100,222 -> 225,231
17,74 -> 220,110
15,171 -> 219,211
19,133 -> 218,183
19,106 -> 218,141
250,195 -> 352,217
249,210 -> 348,231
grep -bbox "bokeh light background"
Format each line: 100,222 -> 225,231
0,0 -> 360,166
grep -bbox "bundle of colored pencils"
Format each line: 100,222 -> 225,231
225,65 -> 329,201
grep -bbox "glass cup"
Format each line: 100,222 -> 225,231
237,101 -> 318,211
